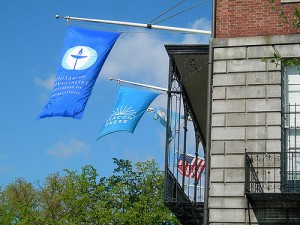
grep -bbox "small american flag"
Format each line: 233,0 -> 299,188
178,153 -> 205,182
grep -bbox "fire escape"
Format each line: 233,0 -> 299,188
245,67 -> 300,224
163,45 -> 209,225
245,151 -> 300,224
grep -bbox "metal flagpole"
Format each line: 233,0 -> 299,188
109,77 -> 168,92
55,15 -> 211,35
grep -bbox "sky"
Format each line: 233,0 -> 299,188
0,0 -> 212,187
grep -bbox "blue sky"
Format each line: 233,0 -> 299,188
0,0 -> 211,187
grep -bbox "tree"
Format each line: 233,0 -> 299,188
0,185 -> 15,225
58,166 -> 100,224
99,158 -> 180,225
37,173 -> 70,224
1,178 -> 41,225
0,159 -> 180,225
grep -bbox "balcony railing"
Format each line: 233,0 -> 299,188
245,151 -> 280,194
245,151 -> 300,224
163,45 -> 209,225
245,151 -> 300,194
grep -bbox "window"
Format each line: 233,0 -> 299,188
281,0 -> 300,3
282,65 -> 300,187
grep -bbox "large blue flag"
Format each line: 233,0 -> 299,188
37,26 -> 120,119
97,86 -> 159,139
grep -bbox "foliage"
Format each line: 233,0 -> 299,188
1,178 -> 41,225
262,52 -> 300,68
0,159 -> 180,225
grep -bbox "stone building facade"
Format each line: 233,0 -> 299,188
208,0 -> 300,224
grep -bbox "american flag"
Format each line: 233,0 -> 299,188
178,153 -> 205,182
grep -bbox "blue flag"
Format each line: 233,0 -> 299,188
37,26 -> 120,119
152,107 -> 181,141
97,87 -> 159,139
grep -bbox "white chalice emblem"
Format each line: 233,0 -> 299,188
61,46 -> 97,70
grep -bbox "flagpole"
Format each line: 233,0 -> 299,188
109,77 -> 168,92
55,15 -> 211,35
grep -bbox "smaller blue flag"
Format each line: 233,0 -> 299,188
97,87 -> 159,139
37,26 -> 120,120
152,107 -> 181,141
153,107 -> 168,127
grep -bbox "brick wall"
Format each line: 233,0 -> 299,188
216,0 -> 300,38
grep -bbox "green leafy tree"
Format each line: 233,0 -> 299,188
96,159 -> 180,225
0,186 -> 15,225
59,166 -> 100,224
2,178 -> 41,225
132,160 -> 179,224
0,159 -> 180,225
37,174 -> 68,224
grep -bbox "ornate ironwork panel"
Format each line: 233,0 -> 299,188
245,151 -> 300,224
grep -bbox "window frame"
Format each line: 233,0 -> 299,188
282,64 -> 300,191
281,0 -> 300,3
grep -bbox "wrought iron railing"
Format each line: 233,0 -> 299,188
163,53 -> 206,204
282,103 -> 300,192
163,79 -> 205,204
245,152 -> 264,194
163,45 -> 209,225
245,151 -> 300,194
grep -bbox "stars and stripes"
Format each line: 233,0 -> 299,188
178,153 -> 205,182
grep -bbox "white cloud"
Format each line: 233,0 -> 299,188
101,32 -> 170,87
101,17 -> 211,88
182,18 -> 211,44
47,139 -> 89,159
190,17 -> 212,31
150,94 -> 168,109
34,18 -> 210,94
34,18 -> 210,106
34,74 -> 55,90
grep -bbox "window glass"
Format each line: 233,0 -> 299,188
283,66 -> 300,181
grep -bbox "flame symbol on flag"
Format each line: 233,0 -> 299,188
71,48 -> 87,70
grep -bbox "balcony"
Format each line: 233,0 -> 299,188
245,151 -> 300,224
163,45 -> 209,225
164,168 -> 204,225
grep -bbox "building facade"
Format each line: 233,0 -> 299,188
164,0 -> 300,224
210,0 -> 300,224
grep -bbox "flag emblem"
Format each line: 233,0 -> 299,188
97,86 -> 159,139
104,106 -> 136,127
61,46 -> 97,70
111,106 -> 136,117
